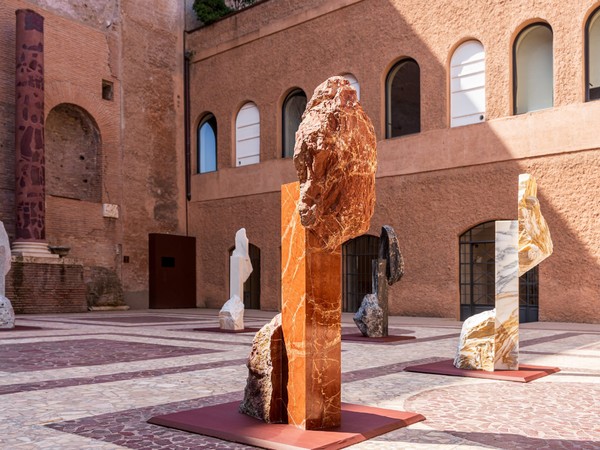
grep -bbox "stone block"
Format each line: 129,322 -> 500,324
239,314 -> 287,423
454,309 -> 495,371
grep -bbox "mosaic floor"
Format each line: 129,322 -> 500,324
1,309 -> 599,449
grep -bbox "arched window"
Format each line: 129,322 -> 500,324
46,103 -> 101,202
586,8 -> 600,100
197,114 -> 217,173
235,102 -> 260,167
451,40 -> 486,127
282,89 -> 307,158
229,243 -> 261,309
343,73 -> 360,100
342,234 -> 380,312
460,221 -> 539,322
386,58 -> 420,138
514,24 -> 553,114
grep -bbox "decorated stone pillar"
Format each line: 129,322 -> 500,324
12,9 -> 53,257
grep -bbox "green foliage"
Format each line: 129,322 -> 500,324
193,0 -> 231,25
193,0 -> 257,25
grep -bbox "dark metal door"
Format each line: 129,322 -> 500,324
149,233 -> 196,309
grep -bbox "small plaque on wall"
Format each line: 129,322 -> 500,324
102,203 -> 119,219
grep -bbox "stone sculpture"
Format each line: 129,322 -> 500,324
453,309 -> 495,371
279,76 -> 377,429
293,77 -> 377,252
219,228 -> 252,330
239,314 -> 287,423
455,174 -> 553,371
219,295 -> 244,330
354,226 -> 404,337
354,293 -> 384,337
0,221 -> 15,329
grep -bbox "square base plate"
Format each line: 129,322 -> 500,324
404,359 -> 560,382
148,401 -> 425,450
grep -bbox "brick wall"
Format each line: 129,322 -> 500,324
6,257 -> 87,314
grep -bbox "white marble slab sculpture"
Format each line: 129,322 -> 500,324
219,228 -> 253,330
455,174 -> 553,372
0,221 -> 15,329
494,220 -> 519,370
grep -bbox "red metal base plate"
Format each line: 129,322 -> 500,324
404,359 -> 560,382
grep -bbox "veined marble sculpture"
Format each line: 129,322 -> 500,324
219,228 -> 252,331
454,174 -> 553,371
354,225 -> 404,337
0,221 -> 15,329
243,76 -> 376,430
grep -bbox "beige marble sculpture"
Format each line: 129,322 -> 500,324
454,174 -> 553,371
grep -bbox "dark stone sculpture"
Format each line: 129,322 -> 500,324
354,226 -> 404,337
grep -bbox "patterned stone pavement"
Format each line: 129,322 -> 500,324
0,309 -> 598,449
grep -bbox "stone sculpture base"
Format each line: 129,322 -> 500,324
405,359 -> 560,383
341,333 -> 415,343
148,401 -> 425,450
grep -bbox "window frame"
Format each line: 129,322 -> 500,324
281,89 -> 307,159
585,8 -> 600,101
196,113 -> 217,174
512,22 -> 554,115
385,58 -> 421,139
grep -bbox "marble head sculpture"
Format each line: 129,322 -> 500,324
293,76 -> 377,252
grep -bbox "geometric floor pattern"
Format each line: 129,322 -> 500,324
1,309 -> 599,449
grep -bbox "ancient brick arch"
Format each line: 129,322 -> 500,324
45,103 -> 102,202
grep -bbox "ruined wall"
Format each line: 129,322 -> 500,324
187,0 -> 600,322
118,0 -> 186,308
0,0 -> 185,309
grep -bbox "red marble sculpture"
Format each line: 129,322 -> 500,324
281,182 -> 343,430
281,77 -> 377,430
15,9 -> 46,243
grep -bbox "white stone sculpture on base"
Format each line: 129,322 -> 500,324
454,174 -> 553,371
0,221 -> 15,329
219,228 -> 253,330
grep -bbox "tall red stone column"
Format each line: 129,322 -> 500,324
281,182 -> 342,430
12,9 -> 54,257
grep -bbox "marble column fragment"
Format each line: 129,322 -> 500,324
13,9 -> 51,257
494,220 -> 519,370
281,182 -> 342,430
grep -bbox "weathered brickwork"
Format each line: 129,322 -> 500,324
0,0 -> 185,309
6,257 -> 86,313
